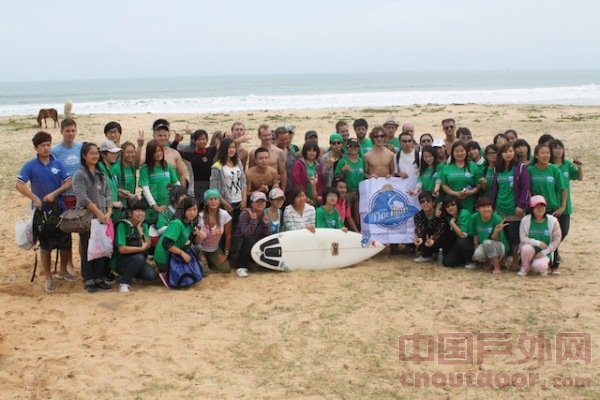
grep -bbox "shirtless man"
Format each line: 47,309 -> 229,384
246,147 -> 280,196
364,126 -> 395,178
248,124 -> 287,191
136,118 -> 188,187
441,118 -> 458,157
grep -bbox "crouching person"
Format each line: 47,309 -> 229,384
114,198 -> 157,293
230,191 -> 272,278
413,191 -> 449,262
517,195 -> 562,277
468,197 -> 509,274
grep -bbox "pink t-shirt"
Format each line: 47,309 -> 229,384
335,198 -> 351,222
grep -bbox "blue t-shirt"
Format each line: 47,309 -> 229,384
52,142 -> 82,195
17,155 -> 70,210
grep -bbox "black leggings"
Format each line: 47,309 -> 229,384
443,236 -> 475,267
553,214 -> 570,268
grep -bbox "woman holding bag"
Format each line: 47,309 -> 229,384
73,142 -> 113,293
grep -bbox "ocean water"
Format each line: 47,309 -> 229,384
1,70 -> 599,116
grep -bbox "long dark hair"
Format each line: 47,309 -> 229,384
419,145 -> 438,175
514,139 -> 531,162
495,143 -> 516,173
175,196 -> 198,223
441,195 -> 462,219
216,137 -> 239,165
145,139 -> 166,174
482,144 -> 498,178
80,142 -> 103,183
118,141 -> 137,189
532,143 -> 551,165
549,139 -> 566,164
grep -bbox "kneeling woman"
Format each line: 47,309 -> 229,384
230,191 -> 272,277
468,197 -> 509,274
412,191 -> 449,262
441,195 -> 474,267
154,197 -> 203,282
113,198 -> 157,293
517,195 -> 562,276
195,189 -> 233,275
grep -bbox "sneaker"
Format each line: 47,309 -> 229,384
45,279 -> 57,293
119,283 -> 130,293
158,272 -> 170,288
57,271 -> 77,282
104,275 -> 117,285
517,269 -> 527,277
235,268 -> 249,278
551,268 -> 560,275
85,284 -> 98,293
465,262 -> 478,270
414,256 -> 433,263
94,280 -> 112,291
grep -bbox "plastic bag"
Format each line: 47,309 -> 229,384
15,210 -> 35,250
87,219 -> 114,261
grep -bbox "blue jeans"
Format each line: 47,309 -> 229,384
117,253 -> 157,284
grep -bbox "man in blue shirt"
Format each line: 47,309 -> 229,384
17,131 -> 74,292
52,118 -> 81,275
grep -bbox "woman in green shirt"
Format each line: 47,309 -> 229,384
440,141 -> 481,212
315,187 -> 346,230
468,197 -> 508,274
154,197 -> 203,279
111,141 -> 138,205
441,195 -> 473,267
139,139 -> 180,224
549,139 -> 583,272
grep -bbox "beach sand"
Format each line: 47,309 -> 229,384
0,104 -> 599,399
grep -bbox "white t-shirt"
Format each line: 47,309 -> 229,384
395,149 -> 420,179
223,164 -> 243,203
197,209 -> 232,252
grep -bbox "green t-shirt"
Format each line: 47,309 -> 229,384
468,211 -> 508,252
557,160 -> 579,215
315,206 -> 344,229
527,163 -> 566,212
333,156 -> 365,193
495,167 -> 516,216
156,206 -> 177,230
440,162 -> 481,212
98,161 -> 119,202
154,219 -> 194,265
110,162 -> 137,195
139,163 -> 179,222
115,221 -> 149,251
419,166 -> 438,192
528,218 -> 551,258
385,137 -> 400,153
358,138 -> 373,155
305,161 -> 317,197
447,209 -> 472,235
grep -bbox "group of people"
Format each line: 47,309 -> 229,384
16,115 -> 582,293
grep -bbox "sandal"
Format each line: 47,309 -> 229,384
45,279 -> 57,293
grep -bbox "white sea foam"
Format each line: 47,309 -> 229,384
2,84 -> 600,116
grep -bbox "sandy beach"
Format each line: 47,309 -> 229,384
0,104 -> 599,399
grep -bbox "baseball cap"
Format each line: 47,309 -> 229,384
432,139 -> 445,148
305,130 -> 318,140
284,124 -> 295,133
250,191 -> 267,203
383,119 -> 399,126
347,138 -> 359,147
99,140 -> 121,153
269,188 -> 285,200
530,195 -> 547,208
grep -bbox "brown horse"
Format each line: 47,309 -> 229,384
37,108 -> 59,128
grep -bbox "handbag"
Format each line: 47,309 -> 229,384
58,208 -> 93,233
168,246 -> 203,289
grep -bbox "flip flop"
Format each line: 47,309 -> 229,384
45,279 -> 57,293
492,269 -> 502,275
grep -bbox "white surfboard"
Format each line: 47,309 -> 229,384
251,228 -> 385,271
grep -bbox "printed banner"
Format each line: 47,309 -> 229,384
359,177 -> 420,244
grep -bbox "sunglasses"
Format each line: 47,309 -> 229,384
373,135 -> 386,139
443,125 -> 455,130
420,198 -> 433,204
331,141 -> 343,145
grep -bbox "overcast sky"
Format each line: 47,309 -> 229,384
1,0 -> 599,81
